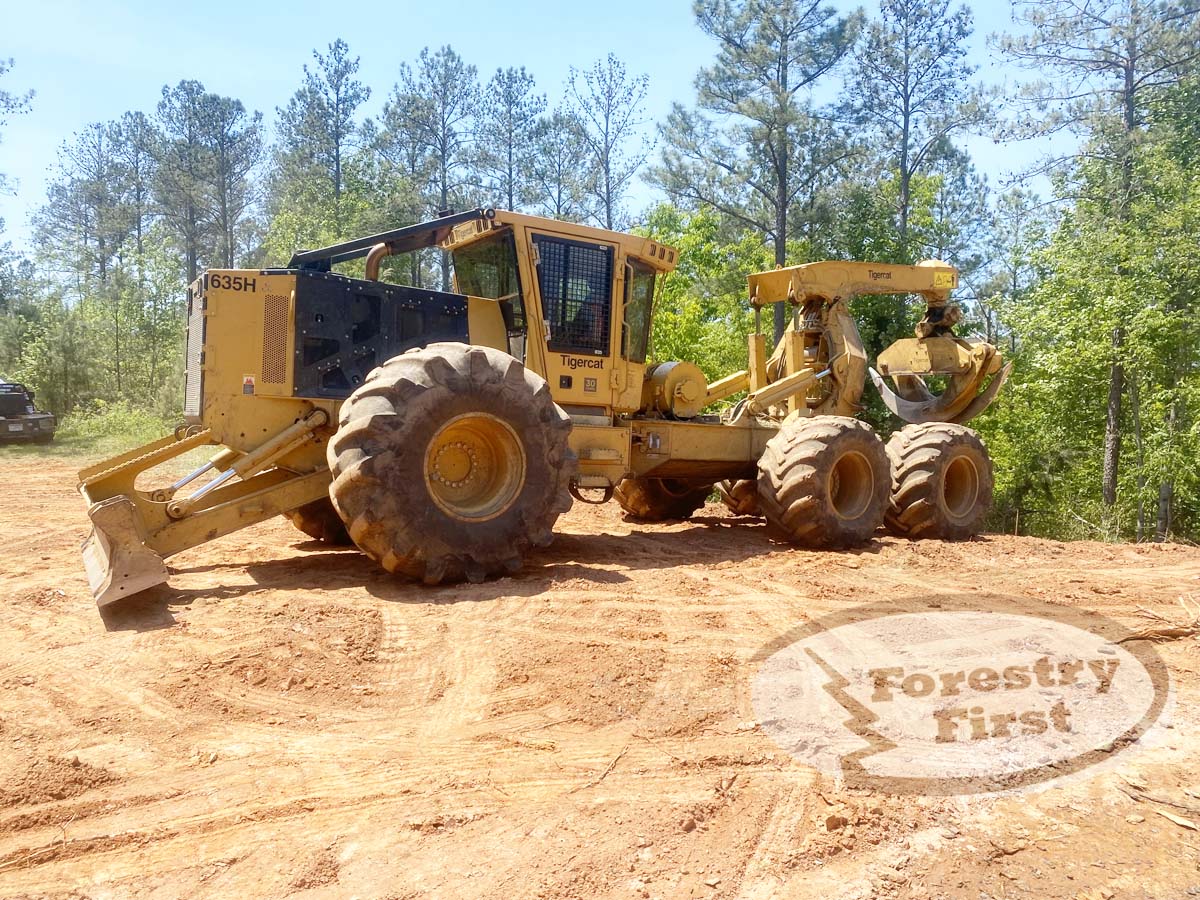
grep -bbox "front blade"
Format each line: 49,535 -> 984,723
81,496 -> 169,607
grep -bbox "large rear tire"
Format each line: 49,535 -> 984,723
717,479 -> 759,517
285,498 -> 352,545
614,477 -> 712,521
328,343 -> 576,584
885,422 -> 993,539
757,416 -> 889,547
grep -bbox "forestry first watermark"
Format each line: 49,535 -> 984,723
751,599 -> 1171,794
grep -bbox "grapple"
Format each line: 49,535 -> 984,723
747,259 -> 1009,427
870,335 -> 1012,425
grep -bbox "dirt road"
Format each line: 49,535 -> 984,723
1,456 -> 1198,899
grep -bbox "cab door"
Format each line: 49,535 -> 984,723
528,232 -> 618,413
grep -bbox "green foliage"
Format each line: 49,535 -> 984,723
976,89 -> 1200,540
638,205 -> 768,383
1,400 -> 175,460
57,400 -> 174,448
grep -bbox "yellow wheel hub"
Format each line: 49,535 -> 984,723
943,454 -> 980,520
424,413 -> 526,521
829,450 -> 874,521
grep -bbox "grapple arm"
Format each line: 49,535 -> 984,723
745,259 -> 1008,424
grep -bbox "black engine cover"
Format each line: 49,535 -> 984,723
290,270 -> 469,399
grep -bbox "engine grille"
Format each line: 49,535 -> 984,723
261,293 -> 289,384
183,283 -> 206,418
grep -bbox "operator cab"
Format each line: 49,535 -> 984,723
442,209 -> 675,415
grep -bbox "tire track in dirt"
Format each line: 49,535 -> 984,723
3,458 -> 1200,899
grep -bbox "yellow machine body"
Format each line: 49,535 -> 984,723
79,208 -> 1008,605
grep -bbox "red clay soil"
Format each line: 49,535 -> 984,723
0,456 -> 1198,899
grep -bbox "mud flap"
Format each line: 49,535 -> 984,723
81,496 -> 169,607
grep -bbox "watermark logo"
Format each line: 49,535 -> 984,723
752,601 -> 1170,794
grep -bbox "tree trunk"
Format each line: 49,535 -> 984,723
772,226 -> 787,348
1156,400 -> 1178,541
1102,326 -> 1124,507
507,133 -> 515,210
898,22 -> 912,260
440,172 -> 451,291
774,39 -> 790,349
1156,481 -> 1173,542
1129,373 -> 1146,540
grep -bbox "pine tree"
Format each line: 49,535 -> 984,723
849,0 -> 991,259
565,53 -> 653,231
155,80 -> 213,284
651,0 -> 861,342
476,67 -> 545,211
274,39 -> 370,238
199,95 -> 263,267
530,110 -> 590,222
0,58 -> 32,201
386,46 -> 480,289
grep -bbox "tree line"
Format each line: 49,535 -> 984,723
0,0 -> 1197,543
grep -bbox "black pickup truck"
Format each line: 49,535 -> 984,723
0,383 -> 56,444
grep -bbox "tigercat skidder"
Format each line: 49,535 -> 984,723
79,208 -> 1010,606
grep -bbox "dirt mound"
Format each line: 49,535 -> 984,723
0,755 -> 115,808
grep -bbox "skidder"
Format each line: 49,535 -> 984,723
78,209 -> 1008,605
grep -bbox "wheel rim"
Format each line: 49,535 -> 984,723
424,413 -> 526,522
829,450 -> 875,521
943,454 -> 980,520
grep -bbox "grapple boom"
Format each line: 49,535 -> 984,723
746,259 -> 1008,425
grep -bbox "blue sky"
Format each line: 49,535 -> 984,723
0,0 -> 1062,254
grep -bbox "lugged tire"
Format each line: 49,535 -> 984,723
285,497 -> 352,545
756,416 -> 889,547
717,479 -> 759,517
614,477 -> 712,521
885,422 -> 993,539
327,343 -> 576,584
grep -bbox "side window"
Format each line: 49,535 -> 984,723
451,231 -> 527,360
623,260 -> 656,364
533,234 -> 613,356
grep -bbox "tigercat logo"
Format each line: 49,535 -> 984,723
751,601 -> 1170,795
868,270 -> 893,281
561,355 -> 605,370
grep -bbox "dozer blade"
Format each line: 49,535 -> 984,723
81,496 -> 169,608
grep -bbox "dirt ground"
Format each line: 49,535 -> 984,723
1,455 -> 1199,900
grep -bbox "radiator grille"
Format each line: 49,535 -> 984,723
261,293 -> 289,383
183,286 -> 206,417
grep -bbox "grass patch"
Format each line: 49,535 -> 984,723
0,400 -> 175,461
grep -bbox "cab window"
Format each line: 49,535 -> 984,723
623,259 -> 656,364
451,230 -> 526,359
533,234 -> 613,356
